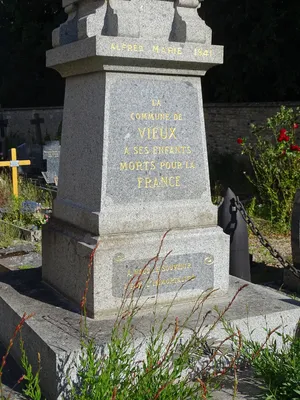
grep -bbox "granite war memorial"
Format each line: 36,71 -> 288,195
43,0 -> 229,318
1,1 -> 300,399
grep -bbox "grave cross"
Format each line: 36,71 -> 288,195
0,148 -> 31,197
30,113 -> 44,145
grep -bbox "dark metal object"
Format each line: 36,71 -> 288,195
218,188 -> 251,281
234,195 -> 300,280
291,189 -> 300,271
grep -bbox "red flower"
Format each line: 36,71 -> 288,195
278,130 -> 290,142
282,150 -> 286,155
290,144 -> 300,151
237,138 -> 243,144
294,123 -> 299,129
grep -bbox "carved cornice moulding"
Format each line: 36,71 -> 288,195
53,0 -> 210,48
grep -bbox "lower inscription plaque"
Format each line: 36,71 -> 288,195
112,253 -> 214,298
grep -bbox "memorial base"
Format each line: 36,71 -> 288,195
42,218 -> 229,319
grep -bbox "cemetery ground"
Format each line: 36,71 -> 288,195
0,174 -> 299,400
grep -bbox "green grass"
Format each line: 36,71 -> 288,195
0,172 -> 52,209
0,172 -> 52,248
0,220 -> 22,248
223,317 -> 300,400
18,264 -> 36,270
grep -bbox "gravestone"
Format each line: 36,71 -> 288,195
16,143 -> 42,175
42,141 -> 61,185
30,113 -> 45,172
16,143 -> 31,175
43,0 -> 229,318
30,113 -> 44,144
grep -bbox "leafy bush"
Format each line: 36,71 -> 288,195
237,106 -> 300,231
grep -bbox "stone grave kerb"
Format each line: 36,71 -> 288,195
43,0 -> 229,318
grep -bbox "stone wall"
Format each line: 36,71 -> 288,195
205,102 -> 300,155
1,102 -> 300,154
1,107 -> 63,144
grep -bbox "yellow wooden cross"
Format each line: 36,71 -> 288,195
0,148 -> 31,197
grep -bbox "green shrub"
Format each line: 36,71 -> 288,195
242,333 -> 300,400
238,105 -> 300,232
0,173 -> 52,235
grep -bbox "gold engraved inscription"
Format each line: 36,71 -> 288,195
127,262 -> 192,277
111,43 -> 144,52
120,98 -> 196,190
137,176 -> 181,189
120,161 -> 156,171
109,42 -> 214,58
127,275 -> 196,291
138,127 -> 177,140
130,113 -> 182,121
193,48 -> 213,57
152,45 -> 183,55
152,146 -> 191,155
